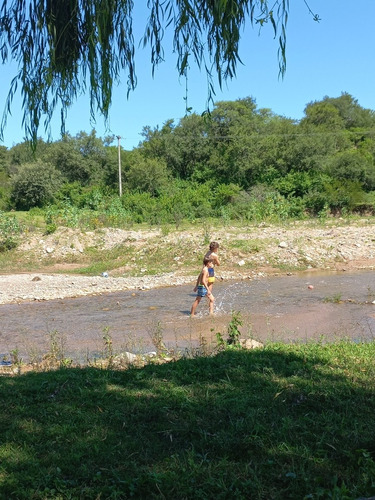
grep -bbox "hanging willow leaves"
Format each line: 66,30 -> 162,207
0,0 -> 318,145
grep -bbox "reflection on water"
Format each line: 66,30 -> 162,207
1,270 -> 375,361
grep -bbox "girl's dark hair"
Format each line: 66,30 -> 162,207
203,256 -> 213,265
209,241 -> 219,251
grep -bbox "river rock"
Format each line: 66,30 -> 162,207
239,338 -> 264,350
112,352 -> 138,365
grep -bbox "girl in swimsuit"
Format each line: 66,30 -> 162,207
204,241 -> 220,294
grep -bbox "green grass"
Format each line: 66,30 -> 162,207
1,341 -> 375,499
6,210 -> 46,231
227,238 -> 266,254
74,237 -> 202,277
73,244 -> 138,276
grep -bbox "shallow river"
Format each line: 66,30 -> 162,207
1,270 -> 375,362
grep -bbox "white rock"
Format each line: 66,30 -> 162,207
238,260 -> 246,267
240,338 -> 264,350
114,352 -> 137,363
278,241 -> 288,248
144,351 -> 157,358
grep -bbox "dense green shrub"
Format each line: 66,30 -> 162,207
0,185 -> 10,211
10,162 -> 63,210
224,186 -> 293,222
323,179 -> 366,214
54,182 -> 85,206
303,190 -> 329,216
126,157 -> 170,196
327,150 -> 375,191
121,191 -> 159,224
272,171 -> 316,198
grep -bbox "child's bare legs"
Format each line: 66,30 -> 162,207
191,291 -> 214,317
207,283 -> 215,315
190,296 -> 202,317
208,293 -> 215,315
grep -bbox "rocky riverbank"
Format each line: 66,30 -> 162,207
1,218 -> 375,304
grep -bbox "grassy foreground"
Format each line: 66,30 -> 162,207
1,341 -> 375,499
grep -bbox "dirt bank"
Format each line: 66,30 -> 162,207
1,219 -> 375,304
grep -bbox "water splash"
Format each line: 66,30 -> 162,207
214,278 -> 270,314
214,282 -> 246,314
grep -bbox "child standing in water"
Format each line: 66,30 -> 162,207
205,241 -> 220,294
191,257 -> 215,316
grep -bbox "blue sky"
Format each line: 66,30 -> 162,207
0,0 -> 374,150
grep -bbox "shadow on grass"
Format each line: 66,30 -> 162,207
1,343 -> 375,499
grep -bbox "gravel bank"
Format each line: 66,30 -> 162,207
0,272 -> 198,304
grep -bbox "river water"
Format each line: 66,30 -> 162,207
1,270 -> 375,362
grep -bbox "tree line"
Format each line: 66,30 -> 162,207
1,92 -> 375,226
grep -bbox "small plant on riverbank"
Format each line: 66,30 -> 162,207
323,292 -> 343,303
149,320 -> 168,356
214,311 -> 244,349
42,330 -> 72,369
102,327 -> 114,367
0,210 -> 23,251
10,348 -> 23,375
227,310 -> 243,345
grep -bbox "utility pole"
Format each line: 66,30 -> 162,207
116,135 -> 122,197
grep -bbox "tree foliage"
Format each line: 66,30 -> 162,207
303,93 -> 375,130
126,154 -> 170,196
1,92 -> 375,219
10,162 -> 63,210
0,0 -> 314,144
